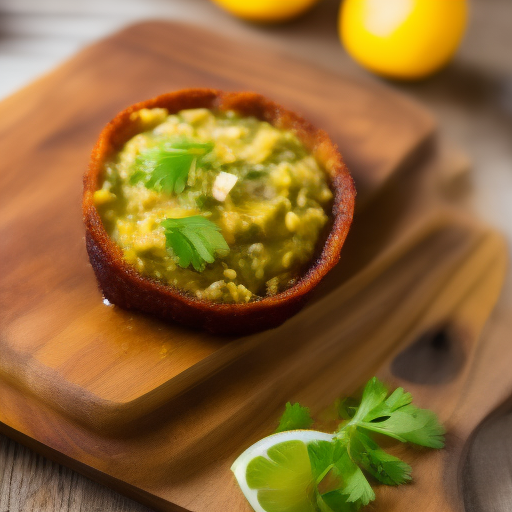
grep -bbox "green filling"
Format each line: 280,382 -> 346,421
95,107 -> 333,304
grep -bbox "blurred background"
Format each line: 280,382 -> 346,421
1,0 -> 511,240
0,0 -> 511,511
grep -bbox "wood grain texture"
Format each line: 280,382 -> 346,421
0,434 -> 151,512
0,20 -> 436,434
0,20 -> 509,512
0,203 -> 507,512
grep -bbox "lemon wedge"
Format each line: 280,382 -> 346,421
231,430 -> 334,512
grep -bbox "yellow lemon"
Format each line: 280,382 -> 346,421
339,0 -> 469,80
210,0 -> 321,23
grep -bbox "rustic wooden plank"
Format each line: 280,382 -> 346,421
0,434 -> 151,512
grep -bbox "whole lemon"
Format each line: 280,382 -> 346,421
339,0 -> 469,80
210,0 -> 321,23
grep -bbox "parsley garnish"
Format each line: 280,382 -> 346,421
309,440 -> 375,509
275,402 -> 314,433
342,377 -> 445,449
162,216 -> 229,272
276,377 -> 445,510
130,138 -> 214,194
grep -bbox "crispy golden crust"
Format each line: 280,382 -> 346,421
83,89 -> 355,335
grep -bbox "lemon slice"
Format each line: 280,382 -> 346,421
231,430 -> 334,512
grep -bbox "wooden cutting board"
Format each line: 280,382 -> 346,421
0,20 -> 437,433
0,21 -> 508,512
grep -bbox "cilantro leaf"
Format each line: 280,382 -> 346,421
308,440 -> 344,484
346,378 -> 445,449
359,406 -> 446,448
130,138 -> 214,194
275,402 -> 314,433
162,216 -> 229,272
350,377 -> 388,424
308,440 -> 374,510
365,387 -> 413,420
333,449 -> 375,505
348,430 -> 412,485
316,491 -> 359,512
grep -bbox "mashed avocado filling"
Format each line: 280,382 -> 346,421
94,108 -> 333,304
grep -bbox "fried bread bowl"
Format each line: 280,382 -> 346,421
83,89 -> 355,335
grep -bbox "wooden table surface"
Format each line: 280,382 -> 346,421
1,0 -> 511,511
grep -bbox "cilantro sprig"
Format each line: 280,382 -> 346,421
343,378 -> 445,449
276,377 -> 445,511
275,402 -> 314,433
162,216 -> 229,272
130,138 -> 214,194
